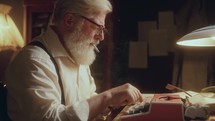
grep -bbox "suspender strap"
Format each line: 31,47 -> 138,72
28,41 -> 65,105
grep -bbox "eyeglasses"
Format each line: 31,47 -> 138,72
80,15 -> 108,35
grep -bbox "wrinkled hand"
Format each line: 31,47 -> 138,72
108,83 -> 144,107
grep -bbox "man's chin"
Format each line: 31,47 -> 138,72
79,58 -> 95,66
77,51 -> 96,65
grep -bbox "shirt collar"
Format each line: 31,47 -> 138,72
34,26 -> 76,64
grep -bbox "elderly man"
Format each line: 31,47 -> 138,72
5,0 -> 144,120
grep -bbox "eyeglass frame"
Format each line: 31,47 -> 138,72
79,15 -> 108,35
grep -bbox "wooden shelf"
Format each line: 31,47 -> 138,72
23,0 -> 55,43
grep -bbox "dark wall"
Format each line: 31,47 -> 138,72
111,0 -> 215,93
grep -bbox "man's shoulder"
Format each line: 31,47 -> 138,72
15,44 -> 51,62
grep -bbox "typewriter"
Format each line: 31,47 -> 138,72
113,93 -> 210,121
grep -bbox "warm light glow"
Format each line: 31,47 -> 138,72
177,38 -> 215,47
0,4 -> 24,51
177,25 -> 215,47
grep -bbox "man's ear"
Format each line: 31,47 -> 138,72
63,13 -> 74,29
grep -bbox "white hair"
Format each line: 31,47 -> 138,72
52,0 -> 112,24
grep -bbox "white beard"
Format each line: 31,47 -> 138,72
64,27 -> 96,65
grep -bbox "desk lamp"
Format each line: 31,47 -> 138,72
0,4 -> 24,51
176,25 -> 215,90
177,25 -> 215,47
0,4 -> 24,82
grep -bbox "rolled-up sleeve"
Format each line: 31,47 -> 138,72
65,100 -> 89,121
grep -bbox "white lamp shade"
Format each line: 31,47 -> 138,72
0,4 -> 24,51
177,25 -> 215,47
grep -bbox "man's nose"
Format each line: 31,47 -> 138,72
95,31 -> 105,41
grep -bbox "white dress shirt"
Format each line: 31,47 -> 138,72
5,27 -> 97,121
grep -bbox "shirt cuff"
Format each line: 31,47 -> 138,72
65,100 -> 89,121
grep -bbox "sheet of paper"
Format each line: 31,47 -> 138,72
128,41 -> 147,68
165,26 -> 178,52
148,29 -> 168,56
173,91 -> 199,99
138,21 -> 157,41
158,11 -> 174,29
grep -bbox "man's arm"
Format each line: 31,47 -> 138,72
87,83 -> 144,120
